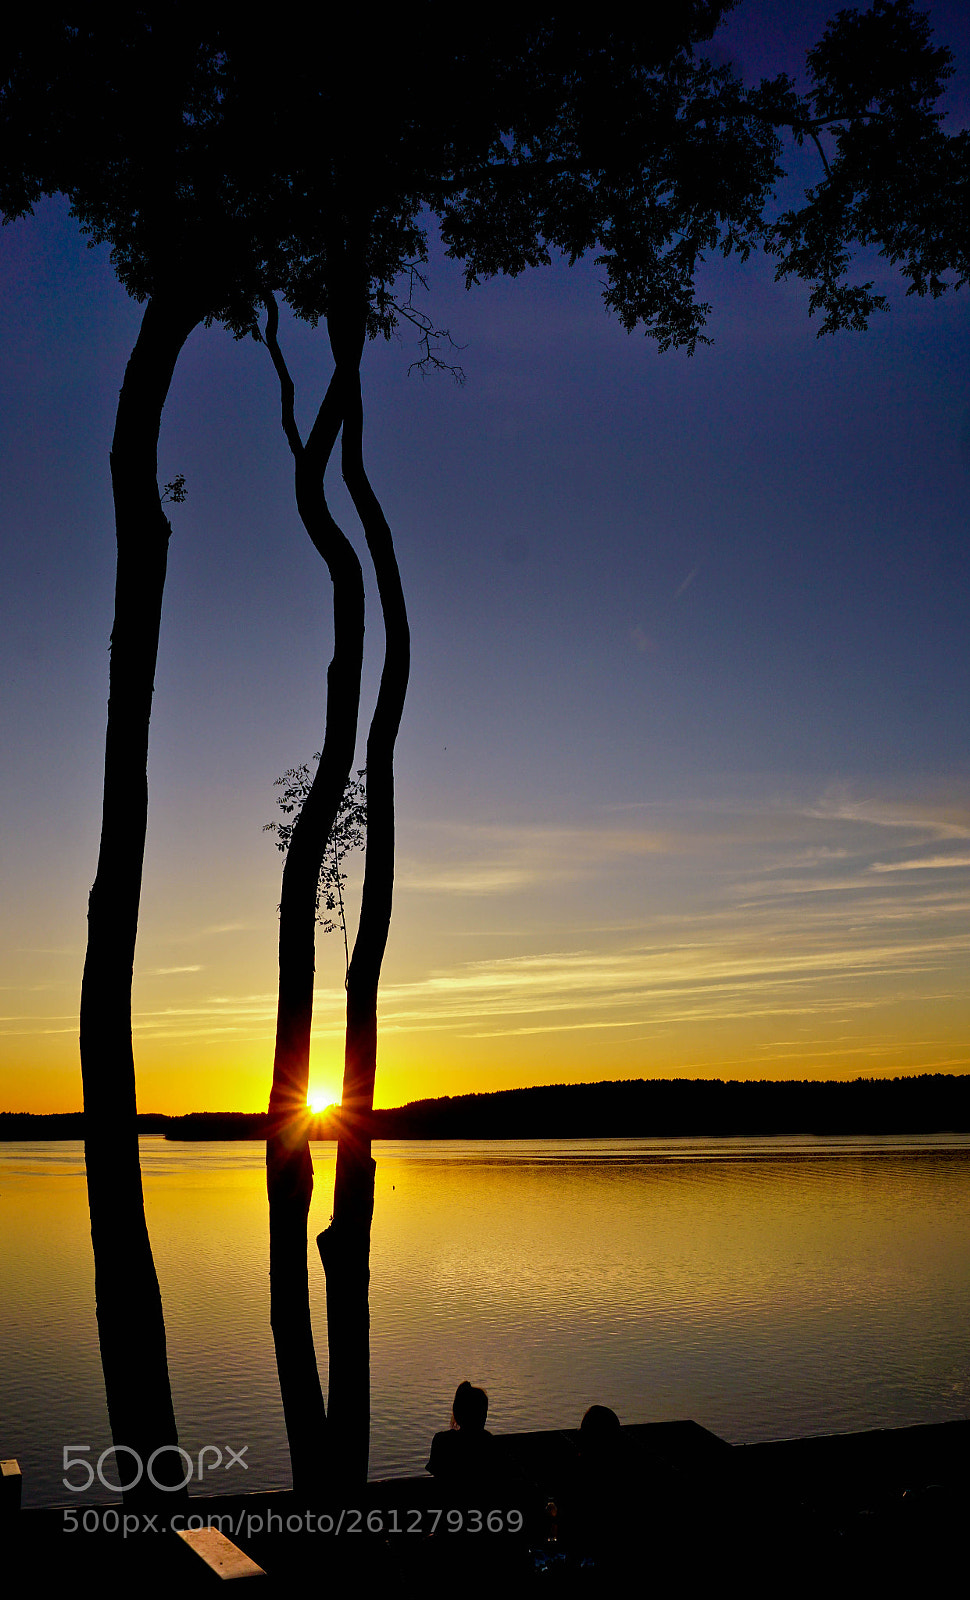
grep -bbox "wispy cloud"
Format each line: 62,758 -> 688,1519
629,625 -> 657,654
8,780 -> 970,1070
129,992 -> 279,1039
111,803 -> 970,1047
397,862 -> 538,894
871,856 -> 970,873
807,789 -> 970,842
14,946 -> 79,957
170,921 -> 254,942
672,563 -> 700,599
398,821 -> 679,895
370,918 -> 970,1039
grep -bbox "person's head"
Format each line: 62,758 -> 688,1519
580,1404 -> 621,1443
452,1380 -> 488,1432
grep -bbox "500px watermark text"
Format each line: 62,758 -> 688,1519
62,1444 -> 248,1495
63,1506 -> 527,1538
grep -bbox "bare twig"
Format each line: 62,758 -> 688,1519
390,264 -> 466,382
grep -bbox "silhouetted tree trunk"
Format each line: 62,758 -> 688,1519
319,319 -> 410,1486
262,300 -> 367,1494
80,290 -> 201,1501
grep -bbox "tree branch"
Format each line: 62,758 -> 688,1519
390,265 -> 466,382
260,295 -> 304,459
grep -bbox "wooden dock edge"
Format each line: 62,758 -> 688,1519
176,1525 -> 266,1581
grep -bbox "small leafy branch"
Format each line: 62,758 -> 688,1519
161,473 -> 186,503
264,761 -> 366,979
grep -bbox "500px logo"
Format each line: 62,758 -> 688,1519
62,1444 -> 249,1495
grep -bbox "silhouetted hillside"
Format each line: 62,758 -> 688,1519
0,1111 -> 170,1139
366,1074 -> 970,1138
3,1075 -> 970,1140
166,1112 -> 272,1140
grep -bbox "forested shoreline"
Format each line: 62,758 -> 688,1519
4,1073 -> 970,1140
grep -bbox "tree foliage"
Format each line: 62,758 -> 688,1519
265,763 -> 366,969
768,0 -> 968,332
9,5 -> 962,358
1,9 -> 279,325
247,9 -> 785,354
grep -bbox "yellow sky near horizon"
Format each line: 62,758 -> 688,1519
5,779 -> 970,1115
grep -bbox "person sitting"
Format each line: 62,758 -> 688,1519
580,1404 -> 622,1449
577,1403 -> 624,1528
554,1404 -> 629,1570
427,1381 -> 495,1485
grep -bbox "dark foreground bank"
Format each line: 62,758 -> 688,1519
5,1418 -> 968,1594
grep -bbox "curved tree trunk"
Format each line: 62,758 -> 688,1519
80,290 -> 201,1502
319,330 -> 410,1487
263,303 -> 367,1494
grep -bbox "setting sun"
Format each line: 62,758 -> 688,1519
308,1087 -> 339,1115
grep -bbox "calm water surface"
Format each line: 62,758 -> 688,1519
3,1135 -> 969,1507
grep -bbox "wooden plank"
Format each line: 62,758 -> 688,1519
175,1527 -> 265,1581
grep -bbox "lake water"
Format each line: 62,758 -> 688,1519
3,1135 -> 969,1508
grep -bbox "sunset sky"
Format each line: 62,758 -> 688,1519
2,2 -> 970,1115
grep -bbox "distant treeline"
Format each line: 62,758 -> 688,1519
3,1074 -> 970,1140
370,1075 -> 970,1138
0,1111 -> 171,1140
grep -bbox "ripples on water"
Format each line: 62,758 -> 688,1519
2,1135 -> 969,1506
